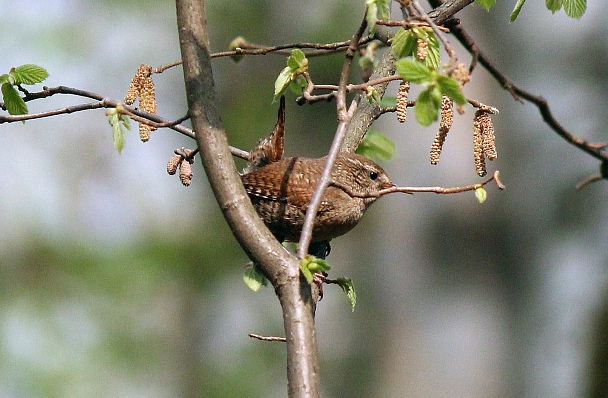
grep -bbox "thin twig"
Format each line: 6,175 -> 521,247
0,85 -> 249,160
249,333 -> 287,342
210,36 -> 375,59
153,60 -> 183,73
336,16 -> 368,121
297,13 -> 368,259
376,19 -> 450,31
299,75 -> 401,105
467,99 -> 499,114
331,170 -> 505,198
297,99 -> 359,259
444,17 -> 608,163
576,174 -> 603,190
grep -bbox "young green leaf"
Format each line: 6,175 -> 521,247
396,58 -> 432,84
274,67 -> 294,100
288,79 -> 305,95
425,31 -> 441,70
113,119 -> 125,153
391,28 -> 418,59
380,96 -> 397,107
437,75 -> 466,105
1,83 -> 28,115
11,64 -> 49,85
107,110 -> 126,153
120,114 -> 131,130
365,0 -> 378,32
477,0 -> 496,11
0,74 -> 9,84
300,255 -> 331,284
274,50 -> 308,101
228,36 -> 246,62
376,0 -> 391,19
365,0 -> 389,32
356,130 -> 396,161
243,264 -> 268,292
510,0 -> 527,21
475,187 -> 487,203
335,277 -> 357,312
365,87 -> 381,105
563,0 -> 586,19
546,0 -> 563,13
287,49 -> 306,69
415,87 -> 442,126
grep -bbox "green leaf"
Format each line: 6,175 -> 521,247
307,258 -> 330,273
301,266 -> 314,284
300,255 -> 331,284
287,49 -> 306,69
243,264 -> 268,292
365,0 -> 389,32
274,49 -> 308,101
228,36 -> 246,62
336,278 -> 357,312
11,64 -> 49,85
108,111 -> 126,153
377,0 -> 391,19
475,187 -> 487,203
424,31 -> 441,70
358,55 -> 373,70
288,78 -> 305,95
356,130 -> 396,161
396,58 -> 432,84
510,0 -> 527,21
120,114 -> 131,130
391,28 -> 418,59
1,82 -> 28,115
0,74 -> 8,84
380,96 -> 397,107
415,86 -> 442,126
563,0 -> 586,18
366,1 -> 378,32
437,76 -> 466,105
476,0 -> 496,11
366,87 -> 381,104
274,66 -> 294,100
546,0 -> 563,13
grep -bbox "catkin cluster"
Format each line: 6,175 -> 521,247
430,96 -> 454,165
125,64 -> 157,142
451,63 -> 471,85
473,110 -> 497,177
416,38 -> 428,61
167,149 -> 195,186
396,81 -> 410,123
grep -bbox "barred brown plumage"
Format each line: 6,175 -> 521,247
241,153 -> 394,242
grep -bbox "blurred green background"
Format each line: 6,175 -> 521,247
1,1 -> 607,397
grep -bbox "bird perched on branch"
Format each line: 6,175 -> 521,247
241,97 -> 394,243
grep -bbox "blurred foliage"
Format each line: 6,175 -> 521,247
0,217 -> 290,397
2,0 -> 608,397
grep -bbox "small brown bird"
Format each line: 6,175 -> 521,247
241,152 -> 394,242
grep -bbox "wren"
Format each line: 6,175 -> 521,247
241,152 -> 394,243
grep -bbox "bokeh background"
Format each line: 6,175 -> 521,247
1,0 -> 607,397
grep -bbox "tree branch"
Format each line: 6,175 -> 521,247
443,17 -> 608,163
174,1 -> 320,396
342,0 -> 475,153
297,14 -> 367,259
0,85 -> 250,160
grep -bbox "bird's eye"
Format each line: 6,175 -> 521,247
369,171 -> 378,180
